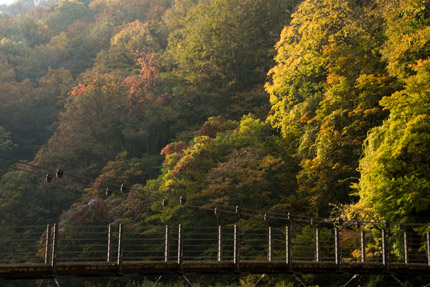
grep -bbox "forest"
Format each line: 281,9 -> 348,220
0,0 -> 429,286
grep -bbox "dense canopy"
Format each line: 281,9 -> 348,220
0,0 -> 429,285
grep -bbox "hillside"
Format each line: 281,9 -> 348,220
0,0 -> 429,285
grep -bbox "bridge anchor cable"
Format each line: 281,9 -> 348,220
292,273 -> 307,287
152,275 -> 163,287
182,274 -> 194,287
253,274 -> 266,287
390,274 -> 407,287
339,274 -> 358,287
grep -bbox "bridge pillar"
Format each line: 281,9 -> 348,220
403,231 -> 409,264
382,222 -> 389,269
234,225 -> 239,272
51,223 -> 58,276
107,224 -> 112,263
334,227 -> 341,267
44,224 -> 51,265
360,229 -> 366,263
117,224 -> 123,274
165,225 -> 170,262
178,224 -> 183,272
286,224 -> 292,267
268,226 -> 272,262
315,227 -> 320,262
427,231 -> 430,266
218,226 -> 223,261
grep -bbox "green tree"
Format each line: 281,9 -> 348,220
357,61 -> 430,223
0,127 -> 13,154
353,0 -> 430,224
165,0 -> 299,121
146,115 -> 299,227
94,20 -> 161,75
265,0 -> 393,215
44,0 -> 92,35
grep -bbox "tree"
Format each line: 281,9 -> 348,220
352,0 -> 430,224
145,115 -> 299,227
94,20 -> 161,75
0,170 -> 43,226
44,0 -> 92,35
265,0 -> 394,215
164,0 -> 300,120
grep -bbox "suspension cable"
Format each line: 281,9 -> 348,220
339,274 -> 359,287
253,274 -> 266,287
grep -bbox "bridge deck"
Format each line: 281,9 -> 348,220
0,261 -> 429,280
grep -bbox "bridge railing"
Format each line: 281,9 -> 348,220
56,225 -> 111,263
406,232 -> 428,264
0,223 -> 429,267
0,225 -> 47,265
182,226 -> 220,261
122,225 -> 165,262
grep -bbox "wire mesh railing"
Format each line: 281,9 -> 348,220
0,225 -> 47,264
182,226 -> 219,261
122,226 -> 165,262
56,225 -> 110,263
0,223 -> 428,267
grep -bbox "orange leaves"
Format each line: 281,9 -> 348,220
69,83 -> 87,97
123,52 -> 166,116
160,142 -> 190,164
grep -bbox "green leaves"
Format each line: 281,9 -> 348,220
145,115 -> 299,226
358,59 -> 430,223
266,0 -> 393,215
165,0 -> 298,119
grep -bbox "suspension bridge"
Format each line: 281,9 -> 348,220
0,220 -> 429,281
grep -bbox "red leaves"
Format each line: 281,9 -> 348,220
160,142 -> 189,164
124,52 -> 166,116
69,83 -> 87,97
199,116 -> 236,138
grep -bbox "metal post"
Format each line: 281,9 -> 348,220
44,224 -> 51,264
286,224 -> 292,267
218,226 -> 223,261
234,225 -> 239,272
178,224 -> 183,271
335,227 -> 340,266
403,231 -> 408,264
382,228 -> 388,268
165,225 -> 170,262
107,224 -> 112,263
51,223 -> 58,269
427,231 -> 430,266
360,230 -> 366,263
117,224 -> 123,273
316,227 -> 320,262
268,226 -> 272,262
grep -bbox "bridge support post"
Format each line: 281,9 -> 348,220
117,224 -> 123,274
107,224 -> 112,263
44,224 -> 51,265
218,226 -> 223,261
335,227 -> 340,267
403,231 -> 409,264
268,226 -> 272,262
316,227 -> 320,262
360,230 -> 366,263
286,224 -> 292,267
234,225 -> 239,272
382,222 -> 389,269
427,231 -> 430,266
178,224 -> 183,272
51,223 -> 58,274
165,225 -> 170,262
